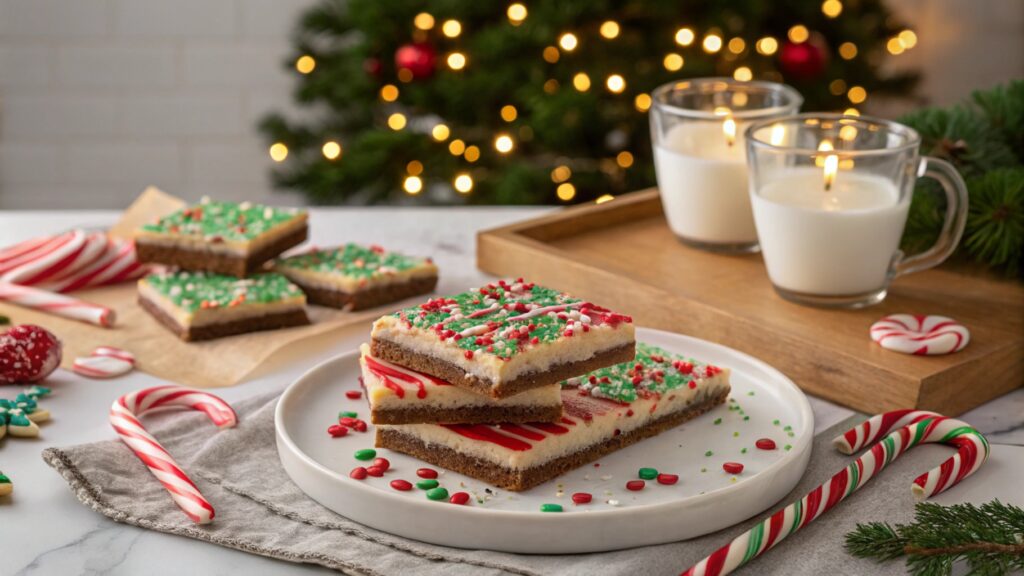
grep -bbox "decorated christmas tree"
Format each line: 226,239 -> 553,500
260,0 -> 918,205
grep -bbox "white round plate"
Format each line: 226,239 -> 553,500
276,327 -> 813,553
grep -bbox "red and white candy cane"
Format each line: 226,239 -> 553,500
682,410 -> 989,576
0,281 -> 116,327
109,386 -> 237,524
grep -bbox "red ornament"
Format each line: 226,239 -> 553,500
395,42 -> 437,80
0,324 -> 62,384
778,39 -> 828,80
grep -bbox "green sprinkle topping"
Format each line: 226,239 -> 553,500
788,432 -> 795,437
638,467 -> 658,480
568,342 -> 720,404
773,419 -> 781,426
140,200 -> 303,242
733,431 -> 740,437
276,243 -> 431,281
426,487 -> 449,501
416,479 -> 439,490
705,450 -> 713,457
0,315 -> 9,326
700,467 -> 707,473
339,411 -> 358,418
354,449 -> 376,461
743,416 -> 750,421
741,448 -> 748,454
0,473 -> 10,483
747,391 -> 755,396
713,418 -> 722,425
784,444 -> 792,451
784,425 -> 792,431
540,503 -> 563,513
143,271 -> 303,313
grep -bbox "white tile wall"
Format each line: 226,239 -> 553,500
0,0 -> 314,209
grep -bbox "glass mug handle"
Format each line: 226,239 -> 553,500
892,156 -> 969,278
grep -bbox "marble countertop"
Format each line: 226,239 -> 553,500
1,208 -> 1021,576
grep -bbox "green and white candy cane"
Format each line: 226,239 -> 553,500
0,385 -> 51,440
681,410 -> 990,576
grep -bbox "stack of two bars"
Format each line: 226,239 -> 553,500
362,280 -> 732,492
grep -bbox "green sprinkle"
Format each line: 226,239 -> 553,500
784,425 -> 792,431
0,315 -> 9,325
354,449 -> 376,461
638,467 -> 658,480
741,447 -> 748,454
784,444 -> 792,451
540,503 -> 563,512
773,419 -> 781,426
788,432 -> 795,437
339,411 -> 358,418
416,479 -> 439,490
713,418 -> 722,425
733,431 -> 740,437
747,391 -> 755,396
704,450 -> 713,457
426,487 -> 449,501
743,416 -> 750,421
700,467 -> 707,473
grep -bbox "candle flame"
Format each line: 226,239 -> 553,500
723,117 -> 737,147
819,140 -> 838,191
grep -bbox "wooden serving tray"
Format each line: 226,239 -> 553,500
477,189 -> 1023,415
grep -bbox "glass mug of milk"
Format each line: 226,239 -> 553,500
745,114 -> 969,308
651,79 -> 803,253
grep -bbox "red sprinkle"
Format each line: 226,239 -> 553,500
416,468 -> 438,479
352,419 -> 368,432
366,465 -> 385,477
390,479 -> 413,491
372,457 -> 391,471
449,492 -> 471,505
464,350 -> 474,359
626,480 -> 645,491
345,390 -> 362,399
327,424 -> 349,438
723,462 -> 745,474
657,473 -> 679,485
756,438 -> 777,451
571,492 -> 593,504
349,467 -> 368,480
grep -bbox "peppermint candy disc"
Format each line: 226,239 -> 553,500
870,314 -> 969,355
73,346 -> 136,378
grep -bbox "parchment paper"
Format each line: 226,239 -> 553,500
0,187 -> 399,388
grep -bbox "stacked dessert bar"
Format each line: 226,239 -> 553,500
364,280 -> 732,491
134,198 -> 437,341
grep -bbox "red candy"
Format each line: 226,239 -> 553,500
345,390 -> 362,399
339,417 -> 358,426
372,457 -> 390,472
656,473 -> 679,485
571,492 -> 592,504
723,462 -> 745,474
352,419 -> 368,432
626,480 -> 645,491
366,465 -> 385,477
756,438 -> 777,450
449,492 -> 470,505
0,324 -> 62,384
416,468 -> 438,479
327,424 -> 349,437
390,479 -> 413,491
349,467 -> 368,480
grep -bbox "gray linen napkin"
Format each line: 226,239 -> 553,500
43,391 -> 953,576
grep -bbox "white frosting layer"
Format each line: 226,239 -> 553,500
138,279 -> 306,328
360,344 -> 561,411
371,316 -> 635,386
379,369 -> 730,470
278,261 -> 437,294
135,213 -> 307,256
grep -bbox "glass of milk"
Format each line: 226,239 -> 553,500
746,113 -> 969,308
650,78 -> 802,253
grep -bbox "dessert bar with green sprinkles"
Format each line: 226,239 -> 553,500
370,280 -> 636,398
376,342 -> 731,491
274,244 -> 438,311
137,270 -> 309,341
135,198 -> 308,277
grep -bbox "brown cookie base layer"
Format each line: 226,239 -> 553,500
138,294 -> 310,342
370,402 -> 562,425
289,274 -> 438,311
376,388 -> 730,491
369,339 -> 635,399
136,224 -> 309,277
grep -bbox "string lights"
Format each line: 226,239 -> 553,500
295,55 -> 316,74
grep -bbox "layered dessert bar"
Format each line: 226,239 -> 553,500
274,244 -> 438,311
370,280 -> 635,399
359,344 -> 562,425
138,270 -> 309,341
377,342 -> 731,491
135,199 -> 308,277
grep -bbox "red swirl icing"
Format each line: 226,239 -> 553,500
365,355 -> 449,399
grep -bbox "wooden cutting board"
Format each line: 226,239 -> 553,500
477,189 -> 1023,415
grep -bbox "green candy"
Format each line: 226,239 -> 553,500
354,449 -> 376,461
339,411 -> 358,419
540,503 -> 563,513
416,479 -> 439,490
704,450 -> 714,457
426,487 -> 449,501
638,467 -> 658,480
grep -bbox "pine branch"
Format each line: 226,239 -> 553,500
845,501 -> 1024,576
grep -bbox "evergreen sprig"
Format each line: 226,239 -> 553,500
899,80 -> 1024,278
845,500 -> 1024,576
